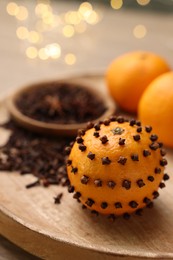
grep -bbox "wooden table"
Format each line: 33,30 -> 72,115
0,236 -> 39,260
1,0 -> 173,259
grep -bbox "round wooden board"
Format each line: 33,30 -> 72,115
0,74 -> 173,260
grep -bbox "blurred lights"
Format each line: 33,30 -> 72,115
28,31 -> 41,43
42,12 -> 54,25
16,27 -> 42,43
79,2 -> 93,15
6,1 -> 101,63
26,44 -> 61,60
16,26 -> 29,40
133,24 -> 147,38
15,6 -> 28,21
7,2 -> 28,20
62,25 -> 75,38
65,11 -> 81,25
85,10 -> 99,24
65,53 -> 76,65
6,2 -> 19,16
45,43 -> 61,59
26,47 -> 38,59
136,0 -> 151,6
38,48 -> 48,60
110,0 -> 123,10
35,3 -> 52,17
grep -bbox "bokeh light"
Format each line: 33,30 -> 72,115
62,25 -> 75,37
65,53 -> 76,65
6,1 -> 102,63
65,11 -> 81,25
6,2 -> 19,16
16,26 -> 29,40
35,3 -> 52,17
85,10 -> 99,24
28,31 -> 41,43
15,6 -> 28,21
26,47 -> 38,59
110,0 -> 123,10
133,24 -> 147,38
136,0 -> 151,6
45,43 -> 61,59
38,48 -> 49,60
78,2 -> 93,16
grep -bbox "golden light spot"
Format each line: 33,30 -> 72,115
110,0 -> 123,10
62,25 -> 75,38
42,12 -> 54,25
45,43 -> 61,59
28,31 -> 40,43
26,47 -> 38,59
133,24 -> 147,39
38,48 -> 48,60
85,10 -> 99,24
16,26 -> 29,40
35,3 -> 52,17
79,2 -> 93,16
136,0 -> 151,6
15,6 -> 28,21
6,2 -> 19,16
65,11 -> 81,25
65,53 -> 76,65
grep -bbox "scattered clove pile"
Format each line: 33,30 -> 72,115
0,120 -> 73,192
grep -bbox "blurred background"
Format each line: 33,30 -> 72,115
1,0 -> 173,93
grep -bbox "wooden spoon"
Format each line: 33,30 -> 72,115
6,77 -> 116,136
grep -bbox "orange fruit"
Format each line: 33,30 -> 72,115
66,117 -> 168,217
138,71 -> 173,148
106,51 -> 170,113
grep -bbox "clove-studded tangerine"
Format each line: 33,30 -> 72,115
67,117 -> 169,216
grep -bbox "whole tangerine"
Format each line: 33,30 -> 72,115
138,71 -> 173,148
106,51 -> 170,113
66,116 -> 169,217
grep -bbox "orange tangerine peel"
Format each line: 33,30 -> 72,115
106,51 -> 170,113
138,71 -> 173,148
66,116 -> 169,218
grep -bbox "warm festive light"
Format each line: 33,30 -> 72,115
45,43 -> 61,59
35,3 -> 52,17
136,0 -> 151,6
65,11 -> 81,25
133,24 -> 147,38
26,47 -> 38,59
65,53 -> 76,65
28,31 -> 41,43
15,6 -> 28,21
16,26 -> 29,40
6,1 -> 102,63
62,25 -> 75,38
38,48 -> 49,60
85,10 -> 99,24
6,2 -> 19,16
78,2 -> 93,16
110,0 -> 123,10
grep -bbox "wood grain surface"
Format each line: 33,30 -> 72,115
0,235 -> 39,260
0,75 -> 173,260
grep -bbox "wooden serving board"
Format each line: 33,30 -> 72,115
0,74 -> 173,260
